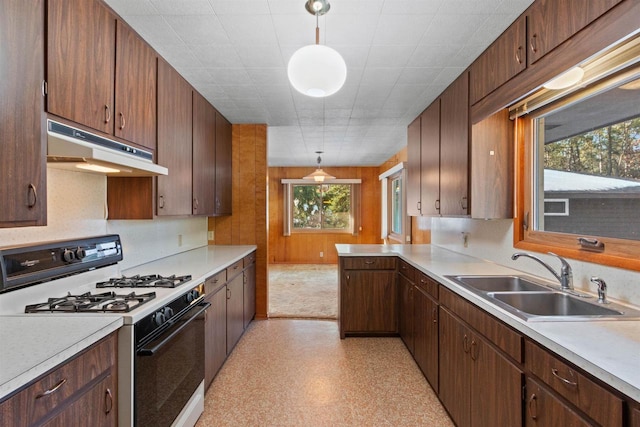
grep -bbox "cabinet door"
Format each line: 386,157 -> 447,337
439,72 -> 469,216
471,109 -> 513,219
528,0 -> 622,64
439,308 -> 471,427
205,285 -> 227,389
0,0 -> 46,227
42,374 -> 116,427
243,262 -> 256,328
470,334 -> 522,427
406,116 -> 422,216
192,92 -> 216,216
47,0 -> 115,134
157,59 -> 193,216
215,112 -> 232,215
525,377 -> 592,427
226,274 -> 245,354
470,16 -> 526,104
398,274 -> 414,353
414,287 -> 438,392
420,100 -> 440,216
341,270 -> 397,333
114,21 -> 157,150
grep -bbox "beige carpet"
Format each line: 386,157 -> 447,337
268,264 -> 338,319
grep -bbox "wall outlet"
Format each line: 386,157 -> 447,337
207,230 -> 214,241
178,234 -> 183,247
320,251 -> 324,258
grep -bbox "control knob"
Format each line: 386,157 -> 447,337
75,247 -> 87,260
185,289 -> 200,303
62,249 -> 76,263
152,310 -> 166,327
162,306 -> 174,320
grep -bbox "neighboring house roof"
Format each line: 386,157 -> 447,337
544,169 -> 640,192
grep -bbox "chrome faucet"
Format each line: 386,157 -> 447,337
511,252 -> 573,291
590,277 -> 609,304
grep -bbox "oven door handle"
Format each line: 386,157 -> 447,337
137,302 -> 210,356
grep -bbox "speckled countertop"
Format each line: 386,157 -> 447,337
0,244 -> 256,402
336,244 -> 640,402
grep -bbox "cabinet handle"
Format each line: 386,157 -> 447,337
417,201 -> 421,212
551,368 -> 578,387
528,393 -> 538,420
530,34 -> 538,54
470,339 -> 478,361
515,46 -> 523,64
36,378 -> 67,399
463,334 -> 470,353
226,288 -> 231,300
158,195 -> 164,209
41,80 -> 47,97
435,199 -> 440,211
364,260 -> 375,265
119,112 -> 126,130
216,197 -> 221,209
193,198 -> 199,211
104,105 -> 111,123
460,196 -> 468,210
104,388 -> 113,414
27,183 -> 37,208
431,307 -> 437,324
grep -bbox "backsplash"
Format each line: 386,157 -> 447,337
0,168 -> 207,271
431,217 -> 640,306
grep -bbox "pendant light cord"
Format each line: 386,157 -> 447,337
315,12 -> 320,44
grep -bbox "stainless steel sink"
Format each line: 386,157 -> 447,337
447,275 -> 551,292
445,274 -> 640,321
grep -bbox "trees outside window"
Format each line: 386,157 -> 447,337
292,184 -> 351,231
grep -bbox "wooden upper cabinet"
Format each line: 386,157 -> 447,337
0,0 -> 47,228
192,91 -> 216,216
439,72 -> 469,216
471,109 -> 514,219
157,60 -> 193,216
114,21 -> 157,150
470,15 -> 526,105
215,112 -> 232,216
406,116 -> 421,216
527,0 -> 622,65
420,100 -> 440,216
47,0 -> 115,134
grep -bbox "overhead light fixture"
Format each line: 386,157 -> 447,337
543,66 -> 585,90
287,0 -> 347,98
75,163 -> 121,173
303,151 -> 335,182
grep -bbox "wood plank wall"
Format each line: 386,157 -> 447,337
268,166 -> 383,264
208,124 -> 268,319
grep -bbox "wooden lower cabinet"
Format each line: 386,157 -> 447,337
243,260 -> 256,329
398,273 -> 414,353
340,269 -> 397,338
439,308 -> 522,427
226,272 -> 245,354
0,333 -> 117,427
524,377 -> 592,427
413,286 -> 438,392
204,284 -> 227,390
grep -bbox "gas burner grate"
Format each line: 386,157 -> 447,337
96,274 -> 192,288
25,291 -> 156,313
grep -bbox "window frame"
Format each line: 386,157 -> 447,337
379,162 -> 409,244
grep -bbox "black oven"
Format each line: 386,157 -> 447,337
135,290 -> 209,426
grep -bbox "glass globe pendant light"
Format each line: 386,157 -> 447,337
288,0 -> 347,98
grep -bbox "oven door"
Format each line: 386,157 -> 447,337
135,301 -> 209,427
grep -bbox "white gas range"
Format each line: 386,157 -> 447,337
0,235 -> 207,427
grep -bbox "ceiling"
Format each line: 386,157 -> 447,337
103,0 -> 534,167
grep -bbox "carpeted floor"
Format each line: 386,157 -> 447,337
268,264 -> 338,319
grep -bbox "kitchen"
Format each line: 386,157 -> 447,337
1,0 -> 640,426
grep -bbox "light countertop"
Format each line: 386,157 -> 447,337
336,244 -> 640,402
0,244 -> 256,401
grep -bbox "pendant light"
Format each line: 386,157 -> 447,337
303,151 -> 335,182
287,0 -> 347,98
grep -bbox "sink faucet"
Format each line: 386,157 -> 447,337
511,252 -> 573,291
590,277 -> 609,304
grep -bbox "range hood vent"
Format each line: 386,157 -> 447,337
46,120 -> 168,176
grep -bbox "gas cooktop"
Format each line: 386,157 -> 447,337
96,274 -> 192,289
24,291 -> 156,313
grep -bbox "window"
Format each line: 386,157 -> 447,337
292,183 -> 352,231
379,163 -> 409,243
281,179 -> 361,236
513,38 -> 640,271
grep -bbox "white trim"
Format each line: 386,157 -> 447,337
381,178 -> 388,239
543,198 -> 570,216
281,178 -> 362,184
379,162 -> 405,180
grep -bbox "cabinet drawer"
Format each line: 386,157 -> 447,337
342,257 -> 396,270
525,340 -> 623,426
416,272 -> 438,300
205,270 -> 227,294
226,260 -> 243,279
0,334 -> 115,426
243,251 -> 256,267
397,260 -> 415,281
525,377 -> 592,427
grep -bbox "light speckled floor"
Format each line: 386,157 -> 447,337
269,265 -> 338,319
196,319 -> 453,427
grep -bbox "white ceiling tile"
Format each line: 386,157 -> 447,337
190,45 -> 244,68
380,0 -> 442,15
407,45 -> 462,67
396,67 -> 442,85
432,67 -> 466,87
121,15 -> 181,46
222,85 -> 262,99
437,0 -> 502,14
420,14 -> 488,46
164,15 -> 228,45
365,45 -> 416,68
329,0 -> 385,15
208,68 -> 252,85
150,0 -> 214,15
235,44 -> 285,68
373,15 -> 432,45
218,15 -> 279,45
104,0 -> 157,15
324,15 -> 379,46
272,14 -> 318,46
210,0 -> 271,15
156,44 -> 203,68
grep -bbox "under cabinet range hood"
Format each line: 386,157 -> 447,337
46,120 -> 168,176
